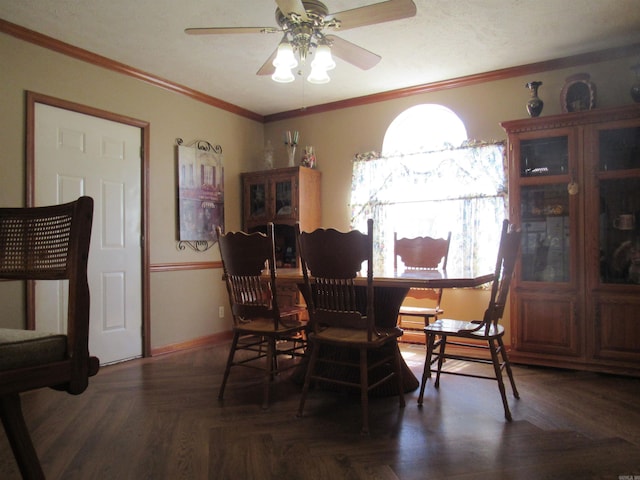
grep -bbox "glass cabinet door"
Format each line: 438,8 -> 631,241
243,171 -> 299,226
520,184 -> 570,282
520,136 -> 568,177
598,126 -> 640,172
248,182 -> 267,219
596,126 -> 640,285
517,135 -> 572,283
274,179 -> 292,217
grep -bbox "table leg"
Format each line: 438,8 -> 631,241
372,286 -> 419,394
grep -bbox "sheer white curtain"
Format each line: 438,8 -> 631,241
350,141 -> 508,274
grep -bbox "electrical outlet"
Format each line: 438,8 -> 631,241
218,306 -> 225,319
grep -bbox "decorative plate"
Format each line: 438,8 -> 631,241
560,73 -> 596,113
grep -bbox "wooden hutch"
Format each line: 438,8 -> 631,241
241,166 -> 321,307
502,104 -> 640,376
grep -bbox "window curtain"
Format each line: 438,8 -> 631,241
350,141 -> 507,275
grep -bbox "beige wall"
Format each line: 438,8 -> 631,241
263,56 -> 638,338
264,59 -> 635,230
2,29 -> 639,350
0,32 -> 263,349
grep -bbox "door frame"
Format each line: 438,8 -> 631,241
25,90 -> 151,357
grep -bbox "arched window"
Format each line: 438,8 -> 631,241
383,104 -> 467,154
350,104 -> 507,274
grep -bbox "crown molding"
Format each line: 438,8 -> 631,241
0,18 -> 264,123
3,18 -> 639,124
264,42 -> 640,122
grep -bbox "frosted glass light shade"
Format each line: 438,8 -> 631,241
273,41 -> 298,69
311,44 -> 335,71
307,66 -> 330,84
272,66 -> 295,83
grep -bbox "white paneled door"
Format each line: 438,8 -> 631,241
34,103 -> 142,364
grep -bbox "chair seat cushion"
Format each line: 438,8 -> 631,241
0,328 -> 67,371
425,319 -> 504,338
235,317 -> 304,335
310,326 -> 403,347
399,306 -> 442,316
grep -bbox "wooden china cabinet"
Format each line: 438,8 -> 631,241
241,166 -> 321,263
241,166 -> 320,310
502,104 -> 640,376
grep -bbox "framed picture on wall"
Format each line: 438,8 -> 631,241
176,140 -> 224,243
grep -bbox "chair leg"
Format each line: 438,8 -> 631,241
262,337 -> 276,409
489,339 -> 512,421
272,337 -> 279,372
498,336 -> 520,399
0,393 -> 46,480
218,332 -> 240,400
359,348 -> 369,435
272,349 -> 279,376
418,332 -> 436,404
434,336 -> 447,388
297,342 -> 319,418
424,314 -> 436,327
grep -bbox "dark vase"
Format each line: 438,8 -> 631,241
526,81 -> 544,117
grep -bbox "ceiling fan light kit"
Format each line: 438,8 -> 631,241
185,0 -> 417,85
273,38 -> 336,84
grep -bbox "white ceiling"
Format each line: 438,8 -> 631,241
2,0 -> 640,117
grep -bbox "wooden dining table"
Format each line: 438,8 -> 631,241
277,266 -> 495,395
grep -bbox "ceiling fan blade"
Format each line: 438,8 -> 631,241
328,0 -> 416,31
275,0 -> 309,21
185,26 -> 280,35
326,35 -> 381,70
257,49 -> 278,76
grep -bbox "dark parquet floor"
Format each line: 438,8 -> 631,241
1,342 -> 639,479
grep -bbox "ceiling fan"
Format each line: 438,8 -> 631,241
185,0 -> 417,83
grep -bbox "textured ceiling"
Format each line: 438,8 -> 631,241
2,0 -> 640,117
